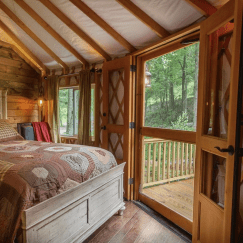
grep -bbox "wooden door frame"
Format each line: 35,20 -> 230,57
132,30 -> 200,233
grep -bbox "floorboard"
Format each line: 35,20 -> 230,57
84,201 -> 192,243
141,179 -> 194,221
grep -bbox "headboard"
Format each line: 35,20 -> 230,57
0,89 -> 7,119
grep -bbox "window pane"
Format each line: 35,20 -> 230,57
59,88 -> 74,136
144,43 -> 199,132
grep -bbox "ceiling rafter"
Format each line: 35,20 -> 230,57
14,0 -> 89,68
0,19 -> 48,75
184,0 -> 217,16
0,1 -> 69,73
38,0 -> 111,61
70,0 -> 137,53
116,0 -> 170,38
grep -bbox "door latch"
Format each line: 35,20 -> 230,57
214,145 -> 234,156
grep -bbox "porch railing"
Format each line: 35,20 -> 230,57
142,138 -> 196,188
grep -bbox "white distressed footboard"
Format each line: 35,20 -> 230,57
21,162 -> 126,243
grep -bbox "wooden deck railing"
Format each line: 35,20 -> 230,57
142,138 -> 196,188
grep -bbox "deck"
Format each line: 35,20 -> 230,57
141,179 -> 194,221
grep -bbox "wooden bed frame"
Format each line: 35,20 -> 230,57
20,162 -> 126,243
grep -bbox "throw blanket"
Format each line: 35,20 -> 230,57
32,122 -> 52,142
0,140 -> 117,242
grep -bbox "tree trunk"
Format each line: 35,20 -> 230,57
169,82 -> 174,109
181,55 -> 187,112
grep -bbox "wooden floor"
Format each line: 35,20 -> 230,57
84,201 -> 191,243
141,179 -> 194,221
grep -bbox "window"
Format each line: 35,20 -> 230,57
59,84 -> 95,138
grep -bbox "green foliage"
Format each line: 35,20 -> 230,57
145,43 -> 199,131
171,112 -> 194,131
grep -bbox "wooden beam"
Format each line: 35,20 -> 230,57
116,0 -> 170,38
184,0 -> 217,16
14,0 -> 89,68
0,1 -> 69,73
131,22 -> 200,56
0,19 -> 47,74
38,0 -> 111,61
70,0 -> 136,53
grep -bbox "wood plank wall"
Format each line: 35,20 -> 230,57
0,45 -> 40,128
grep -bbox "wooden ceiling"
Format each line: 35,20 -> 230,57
0,0 -> 225,75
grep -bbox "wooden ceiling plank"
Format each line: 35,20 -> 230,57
39,0 -> 111,61
0,19 -> 47,74
184,0 -> 217,16
0,1 -> 69,72
70,0 -> 137,53
116,0 -> 170,38
14,0 -> 89,68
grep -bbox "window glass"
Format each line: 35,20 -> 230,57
59,88 -> 75,136
59,86 -> 95,138
144,43 -> 199,132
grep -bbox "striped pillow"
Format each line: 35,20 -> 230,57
0,120 -> 24,142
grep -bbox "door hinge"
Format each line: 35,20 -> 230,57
128,178 -> 134,185
130,65 -> 136,72
129,122 -> 135,129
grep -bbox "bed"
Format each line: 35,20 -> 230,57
0,120 -> 125,243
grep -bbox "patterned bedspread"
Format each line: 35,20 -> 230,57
0,140 -> 117,242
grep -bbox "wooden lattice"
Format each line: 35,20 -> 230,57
218,33 -> 232,132
108,133 -> 123,160
108,69 -> 124,125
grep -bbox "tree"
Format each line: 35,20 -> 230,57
144,43 -> 199,131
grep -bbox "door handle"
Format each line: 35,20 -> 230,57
101,126 -> 106,130
214,145 -> 234,155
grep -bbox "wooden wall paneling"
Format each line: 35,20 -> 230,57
0,20 -> 46,74
0,46 -> 40,128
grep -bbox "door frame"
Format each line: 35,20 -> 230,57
133,31 -> 200,233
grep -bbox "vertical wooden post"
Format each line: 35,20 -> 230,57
193,145 -> 196,173
189,144 -> 193,175
172,142 -> 175,178
177,142 -> 180,177
167,142 -> 171,179
181,142 -> 184,176
158,142 -> 161,181
163,142 -> 166,180
141,142 -> 145,187
185,143 -> 189,175
153,143 -> 156,182
147,143 -> 151,183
